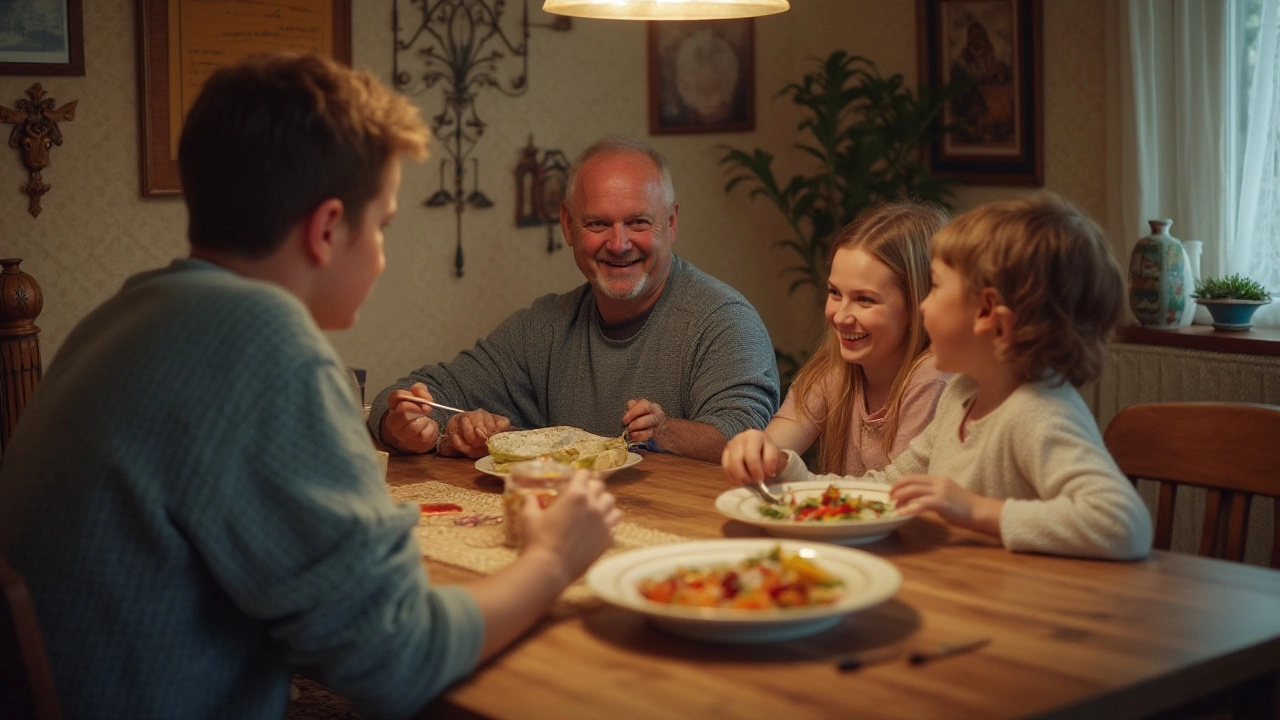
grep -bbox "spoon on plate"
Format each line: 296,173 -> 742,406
749,481 -> 786,505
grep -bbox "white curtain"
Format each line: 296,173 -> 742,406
1108,0 -> 1280,326
1229,0 -> 1280,324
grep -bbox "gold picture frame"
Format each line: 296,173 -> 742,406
137,0 -> 352,196
647,19 -> 754,135
918,0 -> 1043,186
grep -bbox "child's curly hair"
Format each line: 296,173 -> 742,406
931,193 -> 1124,388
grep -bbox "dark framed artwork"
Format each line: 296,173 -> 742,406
137,0 -> 352,196
918,0 -> 1043,186
647,19 -> 754,135
0,0 -> 84,76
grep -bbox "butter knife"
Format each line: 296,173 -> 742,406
837,637 -> 991,672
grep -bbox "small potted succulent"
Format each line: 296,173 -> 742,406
1192,274 -> 1272,330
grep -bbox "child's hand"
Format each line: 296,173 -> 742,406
721,429 -> 785,486
890,474 -> 1004,538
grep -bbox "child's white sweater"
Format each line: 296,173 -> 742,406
778,375 -> 1153,560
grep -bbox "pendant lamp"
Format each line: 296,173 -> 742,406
542,0 -> 789,21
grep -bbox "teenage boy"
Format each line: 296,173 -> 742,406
0,53 -> 619,720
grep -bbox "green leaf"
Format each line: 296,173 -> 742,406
718,49 -> 967,317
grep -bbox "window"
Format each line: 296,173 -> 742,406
1227,0 -> 1279,324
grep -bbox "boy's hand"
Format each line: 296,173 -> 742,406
382,383 -> 440,454
721,429 -> 785,486
890,474 -> 1004,538
521,470 -> 621,584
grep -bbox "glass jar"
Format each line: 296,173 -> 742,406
502,458 -> 573,548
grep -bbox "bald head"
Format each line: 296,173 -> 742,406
564,136 -> 675,212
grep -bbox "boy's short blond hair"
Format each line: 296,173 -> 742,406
932,193 -> 1123,387
180,53 -> 429,257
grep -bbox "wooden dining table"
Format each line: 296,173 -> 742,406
386,451 -> 1280,720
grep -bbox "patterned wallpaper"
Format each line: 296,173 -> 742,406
0,0 -> 1107,396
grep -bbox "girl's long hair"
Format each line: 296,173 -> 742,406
790,201 -> 948,473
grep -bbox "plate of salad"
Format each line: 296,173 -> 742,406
585,539 -> 901,643
715,480 -> 914,546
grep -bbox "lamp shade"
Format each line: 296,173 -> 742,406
542,0 -> 789,20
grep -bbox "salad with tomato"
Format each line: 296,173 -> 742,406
758,484 -> 894,523
637,546 -> 844,610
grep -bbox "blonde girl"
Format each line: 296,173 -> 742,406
722,201 -> 949,486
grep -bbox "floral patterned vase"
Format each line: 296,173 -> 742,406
1128,219 -> 1190,329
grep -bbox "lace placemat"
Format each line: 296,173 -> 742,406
388,481 -> 688,611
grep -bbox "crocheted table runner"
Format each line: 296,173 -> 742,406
388,481 -> 688,610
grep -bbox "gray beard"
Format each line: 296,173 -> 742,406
593,268 -> 649,301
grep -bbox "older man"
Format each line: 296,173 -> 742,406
369,136 -> 778,463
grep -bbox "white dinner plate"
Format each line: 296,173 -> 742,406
586,538 -> 901,643
474,451 -> 643,479
715,480 -> 914,546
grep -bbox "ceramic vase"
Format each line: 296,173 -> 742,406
1181,240 -> 1212,325
1128,219 -> 1190,329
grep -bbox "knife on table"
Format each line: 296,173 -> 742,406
837,637 -> 991,672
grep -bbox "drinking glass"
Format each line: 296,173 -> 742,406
503,459 -> 572,548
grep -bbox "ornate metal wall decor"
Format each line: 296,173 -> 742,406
394,0 -> 570,277
0,84 -> 78,218
514,135 -> 570,253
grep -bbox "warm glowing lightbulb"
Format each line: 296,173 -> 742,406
542,0 -> 790,21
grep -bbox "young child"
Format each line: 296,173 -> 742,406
722,202 -> 950,485
773,194 -> 1153,561
0,53 -> 620,719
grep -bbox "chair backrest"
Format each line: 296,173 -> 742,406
1103,402 -> 1280,568
0,553 -> 62,720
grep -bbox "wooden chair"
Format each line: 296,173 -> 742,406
1104,402 -> 1280,568
0,553 -> 62,720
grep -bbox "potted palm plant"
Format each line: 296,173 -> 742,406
1193,274 -> 1272,330
719,51 -> 964,388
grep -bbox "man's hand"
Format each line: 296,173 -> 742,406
438,409 -> 513,459
622,399 -> 728,463
622,398 -> 666,444
381,383 -> 441,454
889,474 -> 1004,538
721,429 -> 785,486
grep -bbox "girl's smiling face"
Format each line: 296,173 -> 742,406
824,247 -> 911,376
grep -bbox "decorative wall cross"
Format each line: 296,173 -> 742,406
0,84 -> 78,218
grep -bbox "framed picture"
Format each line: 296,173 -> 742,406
137,0 -> 351,196
917,0 -> 1043,186
647,19 -> 754,135
0,0 -> 84,76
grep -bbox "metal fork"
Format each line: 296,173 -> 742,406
397,396 -> 467,415
397,396 -> 523,435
